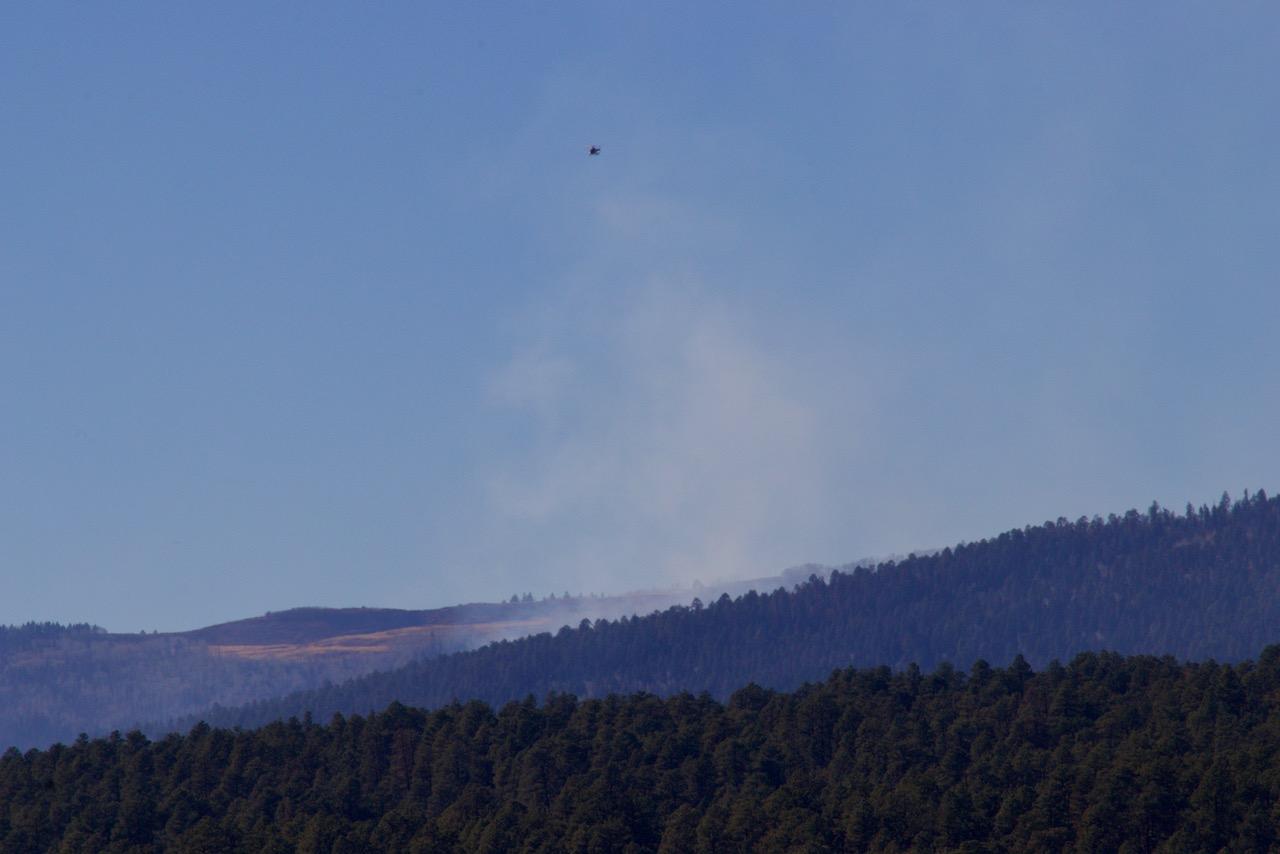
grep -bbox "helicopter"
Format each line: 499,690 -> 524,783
587,145 -> 601,156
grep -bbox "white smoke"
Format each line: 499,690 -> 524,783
481,277 -> 871,592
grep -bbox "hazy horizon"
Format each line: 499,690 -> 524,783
4,4 -> 1279,631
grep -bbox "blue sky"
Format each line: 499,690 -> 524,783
2,4 -> 1278,631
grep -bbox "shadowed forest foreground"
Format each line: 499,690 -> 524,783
4,649 -> 1280,852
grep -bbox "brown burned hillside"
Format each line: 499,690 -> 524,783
186,597 -> 681,649
0,590 -> 712,751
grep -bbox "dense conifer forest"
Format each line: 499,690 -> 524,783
186,491 -> 1280,732
7,649 -> 1280,852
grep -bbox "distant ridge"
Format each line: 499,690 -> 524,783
1,586 -> 741,749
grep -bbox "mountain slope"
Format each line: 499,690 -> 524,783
184,491 -> 1280,731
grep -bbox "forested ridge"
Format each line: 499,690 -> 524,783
185,491 -> 1280,732
9,649 -> 1280,851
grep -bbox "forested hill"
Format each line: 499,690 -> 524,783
13,649 -> 1280,851
184,491 -> 1280,731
